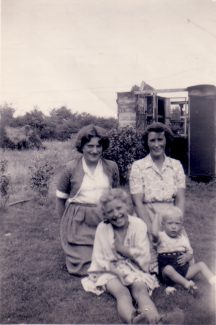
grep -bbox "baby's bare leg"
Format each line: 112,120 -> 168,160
131,280 -> 160,324
186,261 -> 215,282
163,265 -> 191,288
106,277 -> 135,324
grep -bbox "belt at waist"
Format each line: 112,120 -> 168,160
158,251 -> 185,257
67,201 -> 97,208
143,200 -> 174,204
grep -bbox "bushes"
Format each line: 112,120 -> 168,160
0,160 -> 11,208
29,160 -> 55,199
103,127 -> 147,185
0,105 -> 118,142
0,125 -> 44,150
103,126 -> 190,184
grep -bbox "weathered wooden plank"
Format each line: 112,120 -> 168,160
134,88 -> 187,95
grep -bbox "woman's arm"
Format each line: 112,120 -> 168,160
56,197 -> 67,218
131,193 -> 152,233
174,160 -> 186,214
129,161 -> 152,230
151,210 -> 160,243
88,223 -> 113,272
125,219 -> 152,271
56,167 -> 72,218
175,188 -> 185,214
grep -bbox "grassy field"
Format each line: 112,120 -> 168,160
0,141 -> 216,324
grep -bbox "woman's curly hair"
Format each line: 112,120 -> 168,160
142,122 -> 174,153
75,124 -> 110,153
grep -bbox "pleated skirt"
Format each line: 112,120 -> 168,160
60,202 -> 102,276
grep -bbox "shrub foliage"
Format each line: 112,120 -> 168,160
0,160 -> 11,208
29,160 -> 55,199
103,127 -> 147,185
0,125 -> 43,150
0,104 -> 118,146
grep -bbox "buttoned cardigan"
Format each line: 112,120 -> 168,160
57,156 -> 120,200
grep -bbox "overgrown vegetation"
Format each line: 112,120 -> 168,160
0,159 -> 11,209
29,160 -> 55,201
0,125 -> 44,150
0,104 -> 118,149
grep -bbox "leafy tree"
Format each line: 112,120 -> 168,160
0,104 -> 118,142
39,118 -> 56,140
50,106 -> 73,121
22,109 -> 46,132
0,104 -> 15,126
96,117 -> 118,129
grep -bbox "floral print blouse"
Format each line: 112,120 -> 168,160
129,154 -> 185,203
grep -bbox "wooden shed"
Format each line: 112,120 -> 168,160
117,82 -> 216,178
117,82 -> 185,133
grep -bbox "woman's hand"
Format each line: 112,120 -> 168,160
113,233 -> 131,259
114,238 -> 129,258
145,307 -> 161,324
56,198 -> 67,218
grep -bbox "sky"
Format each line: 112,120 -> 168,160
1,0 -> 216,118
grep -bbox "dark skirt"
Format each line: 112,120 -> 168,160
60,202 -> 102,276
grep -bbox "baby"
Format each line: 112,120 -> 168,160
151,206 -> 216,294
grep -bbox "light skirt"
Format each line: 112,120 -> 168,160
81,258 -> 159,296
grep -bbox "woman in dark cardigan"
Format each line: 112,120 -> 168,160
56,124 -> 119,276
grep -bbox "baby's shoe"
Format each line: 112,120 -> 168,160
185,280 -> 198,296
165,286 -> 177,295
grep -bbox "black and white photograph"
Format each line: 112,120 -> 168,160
1,0 -> 216,324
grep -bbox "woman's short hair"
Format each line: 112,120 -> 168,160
99,188 -> 131,222
142,122 -> 174,153
75,124 -> 110,153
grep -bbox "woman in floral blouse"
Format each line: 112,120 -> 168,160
129,122 -> 186,271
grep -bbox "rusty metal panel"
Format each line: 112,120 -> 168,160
188,85 -> 216,177
117,92 -> 137,128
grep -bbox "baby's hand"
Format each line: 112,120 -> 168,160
177,252 -> 192,266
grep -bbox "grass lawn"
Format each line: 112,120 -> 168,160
0,143 -> 216,324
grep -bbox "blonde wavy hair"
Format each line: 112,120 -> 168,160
99,188 -> 131,223
161,206 -> 183,224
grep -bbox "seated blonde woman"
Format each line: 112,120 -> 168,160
82,188 -> 184,324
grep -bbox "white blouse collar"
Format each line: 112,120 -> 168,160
82,157 -> 102,177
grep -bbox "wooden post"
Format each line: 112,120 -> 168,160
136,95 -> 147,131
153,92 -> 157,122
